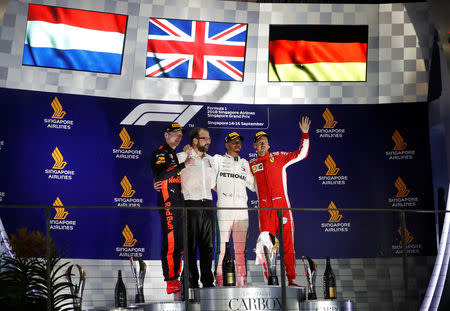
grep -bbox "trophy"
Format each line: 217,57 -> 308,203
302,256 -> 317,300
255,231 -> 279,286
65,264 -> 86,311
130,257 -> 146,303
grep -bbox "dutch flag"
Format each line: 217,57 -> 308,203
23,4 -> 127,74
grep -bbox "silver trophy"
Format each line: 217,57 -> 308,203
255,232 -> 279,285
65,264 -> 86,311
302,256 -> 317,300
130,257 -> 146,303
264,233 -> 279,286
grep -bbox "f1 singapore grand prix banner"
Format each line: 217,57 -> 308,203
0,87 -> 435,259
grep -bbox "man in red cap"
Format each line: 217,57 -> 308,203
249,116 -> 311,286
151,122 -> 193,294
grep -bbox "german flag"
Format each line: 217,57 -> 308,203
269,25 -> 368,82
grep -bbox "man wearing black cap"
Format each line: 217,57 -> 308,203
249,116 -> 311,287
213,132 -> 255,287
151,122 -> 193,294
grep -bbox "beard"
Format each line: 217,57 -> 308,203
198,144 -> 209,153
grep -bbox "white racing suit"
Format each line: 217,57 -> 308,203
213,154 -> 255,286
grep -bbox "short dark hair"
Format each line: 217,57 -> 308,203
190,127 -> 208,144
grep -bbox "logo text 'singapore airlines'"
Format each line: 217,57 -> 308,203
115,176 -> 143,207
388,177 -> 419,208
116,225 -> 145,257
53,197 -> 68,220
386,130 -> 415,160
392,226 -> 422,255
319,154 -> 348,185
44,97 -> 74,130
45,147 -> 75,180
316,108 -> 345,138
321,201 -> 351,232
113,128 -> 142,160
50,197 -> 76,230
121,103 -> 203,126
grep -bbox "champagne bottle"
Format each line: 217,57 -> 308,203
222,242 -> 236,286
323,257 -> 336,299
115,270 -> 127,307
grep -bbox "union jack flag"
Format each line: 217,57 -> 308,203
146,18 -> 247,81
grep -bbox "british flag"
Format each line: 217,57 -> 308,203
146,18 -> 247,81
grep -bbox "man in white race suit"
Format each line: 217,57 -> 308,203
213,132 -> 255,287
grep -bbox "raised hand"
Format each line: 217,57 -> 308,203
299,116 -> 311,133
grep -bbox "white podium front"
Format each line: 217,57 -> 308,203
299,299 -> 354,311
194,286 -> 306,311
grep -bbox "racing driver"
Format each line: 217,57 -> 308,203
151,122 -> 193,294
213,132 -> 255,287
249,116 -> 311,287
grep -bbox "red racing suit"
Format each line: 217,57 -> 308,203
249,133 -> 309,280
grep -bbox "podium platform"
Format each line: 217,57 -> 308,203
193,285 -> 306,311
107,301 -> 198,311
98,287 -> 357,311
299,299 -> 354,311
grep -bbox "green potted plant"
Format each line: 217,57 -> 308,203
0,228 -> 76,311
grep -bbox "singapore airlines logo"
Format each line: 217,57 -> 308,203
52,147 -> 67,169
53,197 -> 68,220
51,97 -> 66,119
397,227 -> 414,245
321,201 -> 350,232
392,130 -> 407,151
328,201 -> 343,223
119,128 -> 134,149
122,225 -> 137,247
322,108 -> 337,129
325,155 -> 340,176
121,103 -> 203,126
395,177 -> 410,198
121,176 -> 135,198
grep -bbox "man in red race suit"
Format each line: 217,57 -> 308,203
249,116 -> 311,286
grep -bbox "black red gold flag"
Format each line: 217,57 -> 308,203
269,25 -> 368,82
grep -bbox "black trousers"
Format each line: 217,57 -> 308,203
185,199 -> 215,287
159,207 -> 184,281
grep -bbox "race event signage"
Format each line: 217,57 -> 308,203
0,87 -> 435,259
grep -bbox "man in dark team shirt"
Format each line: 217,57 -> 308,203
151,122 -> 193,294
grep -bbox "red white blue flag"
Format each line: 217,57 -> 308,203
146,18 -> 247,81
23,4 -> 127,74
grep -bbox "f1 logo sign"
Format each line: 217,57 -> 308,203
120,103 -> 203,126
